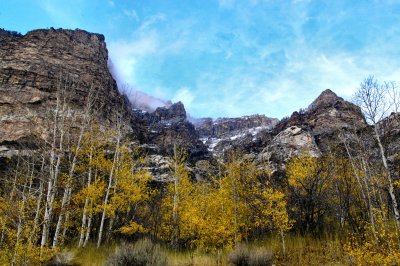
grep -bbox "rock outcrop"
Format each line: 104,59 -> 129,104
194,115 -> 278,156
258,126 -> 321,168
275,89 -> 366,135
0,28 -> 124,151
133,102 -> 209,163
201,90 -> 369,174
0,28 -> 209,181
196,115 -> 278,139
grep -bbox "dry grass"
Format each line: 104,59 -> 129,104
269,234 -> 349,266
68,243 -> 116,266
168,250 -> 227,266
63,235 -> 349,266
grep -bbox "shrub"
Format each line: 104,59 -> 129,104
228,245 -> 250,266
248,248 -> 273,266
228,244 -> 272,266
45,250 -> 76,266
105,238 -> 168,266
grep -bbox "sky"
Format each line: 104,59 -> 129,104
1,0 -> 400,119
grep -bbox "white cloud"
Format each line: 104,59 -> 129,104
123,9 -> 139,21
39,0 -> 81,28
108,33 -> 159,86
107,0 -> 400,119
173,87 -> 195,108
139,13 -> 166,32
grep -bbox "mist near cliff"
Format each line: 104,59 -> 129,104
108,59 -> 171,112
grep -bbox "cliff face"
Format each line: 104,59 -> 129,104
194,115 -> 278,156
0,28 -> 211,180
200,90 -> 369,173
196,115 -> 278,139
132,102 -> 209,163
275,89 -> 366,136
0,28 -> 123,149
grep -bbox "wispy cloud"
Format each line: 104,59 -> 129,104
108,32 -> 159,86
173,87 -> 195,108
123,9 -> 139,21
108,0 -> 115,7
105,0 -> 400,119
38,0 -> 82,28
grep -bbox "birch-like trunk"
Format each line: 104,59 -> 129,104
97,134 -> 120,248
83,205 -> 93,248
53,85 -> 93,248
60,188 -> 72,246
374,126 -> 400,222
28,180 -> 43,250
41,88 -> 62,252
12,160 -> 34,265
342,133 -> 377,235
78,142 -> 94,247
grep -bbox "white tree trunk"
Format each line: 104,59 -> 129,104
41,90 -> 62,252
374,126 -> 400,222
97,135 -> 120,248
78,142 -> 94,247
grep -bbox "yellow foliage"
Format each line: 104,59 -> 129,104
344,209 -> 400,265
117,220 -> 149,235
159,153 -> 292,251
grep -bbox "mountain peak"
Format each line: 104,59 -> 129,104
153,101 -> 187,122
308,89 -> 343,110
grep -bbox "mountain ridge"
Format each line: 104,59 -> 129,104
0,27 -> 384,180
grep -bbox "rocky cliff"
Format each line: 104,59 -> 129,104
274,89 -> 366,135
0,28 -> 124,154
132,102 -> 209,162
0,28 -> 209,181
201,89 -> 369,173
194,115 -> 278,157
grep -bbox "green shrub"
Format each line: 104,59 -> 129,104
228,244 -> 272,266
105,238 -> 168,266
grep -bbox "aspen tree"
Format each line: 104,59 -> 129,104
52,84 -> 95,248
355,76 -> 400,223
41,76 -> 68,251
97,114 -> 122,248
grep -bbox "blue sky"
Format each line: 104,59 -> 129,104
1,0 -> 400,118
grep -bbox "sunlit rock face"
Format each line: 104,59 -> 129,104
0,28 -> 123,150
268,126 -> 321,160
275,89 -> 366,136
192,89 -> 370,175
